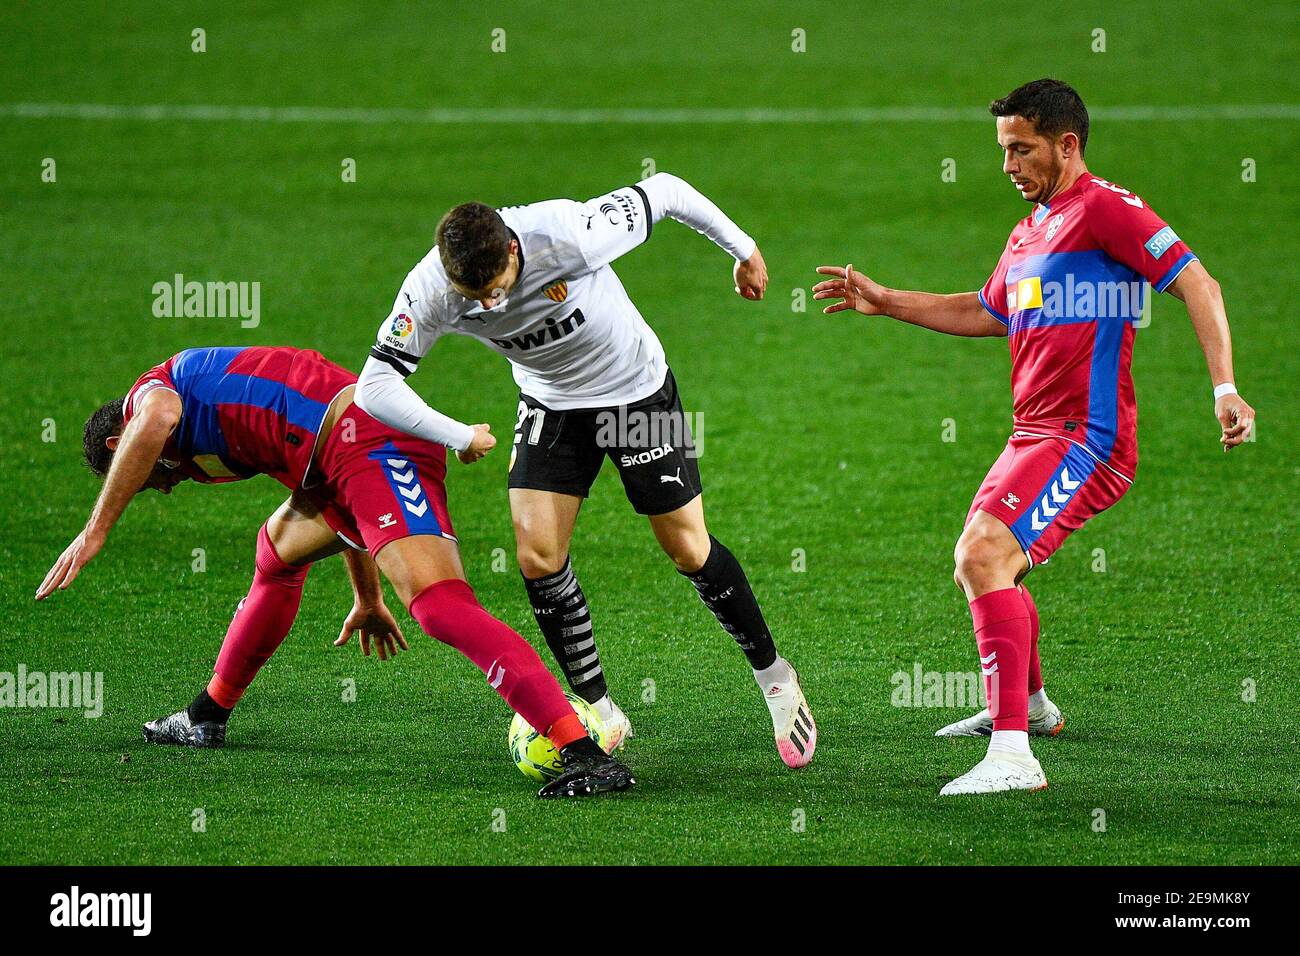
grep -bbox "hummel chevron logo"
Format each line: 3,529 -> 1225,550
1030,466 -> 1082,531
390,469 -> 415,484
398,484 -> 421,501
386,457 -> 409,469
404,500 -> 428,517
980,651 -> 998,676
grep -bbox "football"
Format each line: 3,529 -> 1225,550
509,694 -> 608,781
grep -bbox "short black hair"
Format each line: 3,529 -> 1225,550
990,78 -> 1089,154
83,398 -> 124,478
436,202 -> 511,291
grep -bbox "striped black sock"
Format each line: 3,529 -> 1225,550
681,535 -> 778,670
523,558 -> 606,703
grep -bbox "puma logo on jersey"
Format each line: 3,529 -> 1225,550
490,308 -> 585,351
660,468 -> 684,486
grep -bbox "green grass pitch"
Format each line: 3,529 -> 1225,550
1,1 -> 1296,865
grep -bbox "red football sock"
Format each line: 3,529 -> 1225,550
1020,584 -> 1043,695
208,524 -> 310,709
969,588 -> 1031,732
408,579 -> 577,746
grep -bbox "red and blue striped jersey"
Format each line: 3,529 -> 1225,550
122,346 -> 355,488
978,174 -> 1197,478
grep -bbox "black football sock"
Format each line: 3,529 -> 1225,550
523,558 -> 607,703
187,689 -> 232,724
681,535 -> 779,671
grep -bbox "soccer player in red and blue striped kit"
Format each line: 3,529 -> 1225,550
814,79 -> 1256,794
36,345 -> 633,797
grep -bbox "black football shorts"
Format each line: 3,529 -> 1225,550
507,369 -> 702,516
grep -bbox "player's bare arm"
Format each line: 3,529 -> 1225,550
1167,260 -> 1256,451
334,547 -> 409,661
812,264 -> 1005,337
35,388 -> 182,600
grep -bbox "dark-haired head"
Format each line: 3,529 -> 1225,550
83,399 -> 125,478
990,78 -> 1089,153
436,202 -> 520,308
990,79 -> 1089,204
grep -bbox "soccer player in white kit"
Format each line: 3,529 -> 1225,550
356,172 -> 816,769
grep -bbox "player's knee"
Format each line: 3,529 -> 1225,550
953,529 -> 1009,588
255,523 -> 309,587
660,530 -> 710,573
515,543 -> 567,580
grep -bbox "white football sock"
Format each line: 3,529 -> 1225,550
1028,687 -> 1049,714
753,657 -> 793,689
987,729 -> 1032,756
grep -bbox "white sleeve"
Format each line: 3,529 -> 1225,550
563,187 -> 653,271
368,258 -> 445,377
356,356 -> 476,452
570,173 -> 755,271
635,172 -> 756,262
358,256 -> 475,452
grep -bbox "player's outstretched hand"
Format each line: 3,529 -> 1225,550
334,601 -> 409,661
35,527 -> 105,601
813,263 -> 888,315
1216,393 -> 1255,452
734,248 -> 768,300
456,424 -> 496,464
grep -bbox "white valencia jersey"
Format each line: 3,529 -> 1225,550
371,185 -> 667,409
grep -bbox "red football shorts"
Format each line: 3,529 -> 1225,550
968,433 -> 1131,567
304,402 -> 456,555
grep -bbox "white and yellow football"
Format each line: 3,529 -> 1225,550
508,693 -> 607,782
